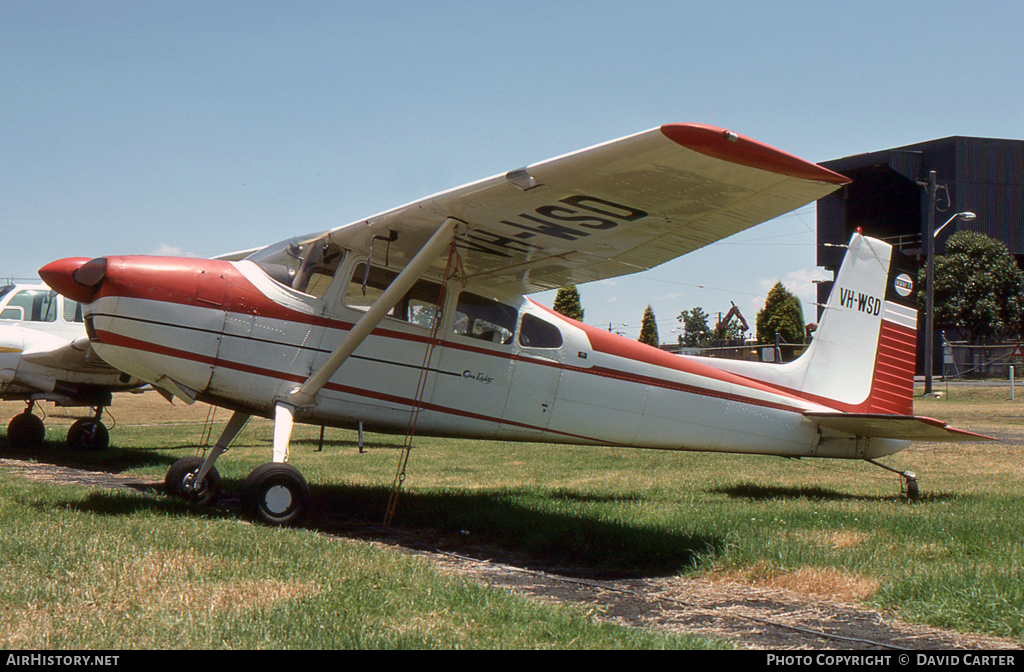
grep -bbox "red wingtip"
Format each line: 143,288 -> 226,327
660,123 -> 850,185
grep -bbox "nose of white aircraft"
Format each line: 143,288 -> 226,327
39,257 -> 107,303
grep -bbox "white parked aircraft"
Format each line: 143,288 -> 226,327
0,283 -> 139,450
38,124 -> 988,524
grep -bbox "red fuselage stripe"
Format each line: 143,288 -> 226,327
92,328 -> 609,444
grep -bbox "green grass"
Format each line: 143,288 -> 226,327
0,470 -> 717,649
3,383 -> 1024,646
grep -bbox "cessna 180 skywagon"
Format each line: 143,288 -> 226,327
38,123 -> 988,525
0,283 -> 140,450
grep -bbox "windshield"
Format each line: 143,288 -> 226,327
244,232 -> 345,298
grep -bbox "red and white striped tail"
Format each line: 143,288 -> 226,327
868,298 -> 917,415
766,232 -> 919,414
758,232 -> 993,442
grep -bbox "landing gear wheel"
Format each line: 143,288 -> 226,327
66,418 -> 110,452
7,412 -> 44,449
164,456 -> 221,505
905,477 -> 920,501
243,463 -> 309,526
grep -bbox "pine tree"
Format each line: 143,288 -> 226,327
553,285 -> 585,321
638,305 -> 660,346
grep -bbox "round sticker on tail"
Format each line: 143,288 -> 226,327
894,273 -> 914,297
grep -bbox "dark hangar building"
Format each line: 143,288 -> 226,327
814,135 -> 1024,370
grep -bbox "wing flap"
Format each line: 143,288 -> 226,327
805,412 -> 994,442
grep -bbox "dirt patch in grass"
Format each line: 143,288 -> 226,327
788,529 -> 871,551
0,543 -> 320,647
713,560 -> 879,603
406,537 -> 1017,650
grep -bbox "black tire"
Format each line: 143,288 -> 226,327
164,456 -> 221,505
7,412 -> 44,449
66,418 -> 110,452
906,479 -> 920,501
242,463 -> 309,526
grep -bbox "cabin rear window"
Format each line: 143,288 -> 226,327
519,313 -> 563,349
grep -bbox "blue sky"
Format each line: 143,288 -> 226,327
3,1 -> 1021,339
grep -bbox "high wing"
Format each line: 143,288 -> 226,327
323,123 -> 849,295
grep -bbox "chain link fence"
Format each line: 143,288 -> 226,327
941,338 -> 1024,380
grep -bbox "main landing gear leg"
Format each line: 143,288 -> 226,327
238,219 -> 459,527
865,458 -> 920,500
165,411 -> 250,505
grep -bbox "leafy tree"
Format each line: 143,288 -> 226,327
756,282 -> 805,357
677,307 -> 712,347
553,285 -> 585,321
638,305 -> 660,346
925,231 -> 1024,343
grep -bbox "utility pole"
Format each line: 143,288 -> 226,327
924,171 -> 937,395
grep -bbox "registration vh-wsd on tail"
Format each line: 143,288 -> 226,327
39,123 -> 990,525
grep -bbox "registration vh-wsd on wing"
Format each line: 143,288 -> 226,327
38,123 -> 990,526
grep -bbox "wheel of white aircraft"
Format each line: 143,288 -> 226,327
164,456 -> 221,506
242,463 -> 309,526
7,412 -> 45,449
66,418 -> 110,452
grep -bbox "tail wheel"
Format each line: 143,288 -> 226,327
66,418 -> 110,452
243,463 -> 309,526
165,456 -> 221,505
7,412 -> 45,449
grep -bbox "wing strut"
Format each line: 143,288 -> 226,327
271,217 -> 462,463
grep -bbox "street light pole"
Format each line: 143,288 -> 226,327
925,172 -> 938,395
923,168 -> 976,394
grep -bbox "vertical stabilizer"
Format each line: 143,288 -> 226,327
715,233 -> 918,414
782,232 -> 918,413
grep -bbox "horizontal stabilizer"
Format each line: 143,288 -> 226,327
805,412 -> 994,442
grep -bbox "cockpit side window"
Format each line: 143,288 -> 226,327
0,289 -> 58,322
453,292 -> 517,345
245,233 -> 344,299
344,262 -> 445,330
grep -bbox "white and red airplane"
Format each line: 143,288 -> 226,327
38,124 -> 988,525
1,283 -> 140,450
